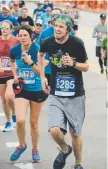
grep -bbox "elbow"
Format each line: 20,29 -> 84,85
84,64 -> 89,72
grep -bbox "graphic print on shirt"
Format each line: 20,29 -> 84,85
50,49 -> 76,96
0,44 -> 11,71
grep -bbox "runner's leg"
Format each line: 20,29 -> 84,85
30,101 -> 43,150
15,98 -> 29,146
0,84 -> 11,122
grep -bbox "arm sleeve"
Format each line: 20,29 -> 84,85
9,48 -> 16,61
29,17 -> 34,26
76,40 -> 88,63
39,40 -> 47,53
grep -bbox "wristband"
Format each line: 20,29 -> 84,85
29,62 -> 35,67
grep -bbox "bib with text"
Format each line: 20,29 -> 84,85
1,57 -> 11,71
18,68 -> 35,84
55,75 -> 76,96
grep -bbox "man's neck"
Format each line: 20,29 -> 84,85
1,34 -> 11,40
55,34 -> 69,44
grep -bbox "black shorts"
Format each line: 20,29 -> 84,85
45,74 -> 51,86
96,46 -> 101,57
73,24 -> 78,31
0,76 -> 14,84
15,89 -> 48,103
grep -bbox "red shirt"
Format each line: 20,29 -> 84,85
0,36 -> 19,78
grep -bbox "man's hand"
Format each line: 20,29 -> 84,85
41,77 -> 49,94
62,53 -> 73,67
97,32 -> 102,39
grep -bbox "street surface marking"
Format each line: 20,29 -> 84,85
6,142 -> 19,147
89,61 -> 106,78
14,163 -> 35,169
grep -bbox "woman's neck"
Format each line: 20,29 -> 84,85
21,42 -> 32,52
1,34 -> 11,40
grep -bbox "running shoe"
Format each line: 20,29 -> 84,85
1,122 -> 14,132
12,114 -> 16,128
53,145 -> 72,169
73,165 -> 84,169
10,144 -> 27,162
32,149 -> 40,163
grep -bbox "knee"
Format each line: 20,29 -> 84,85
50,127 -> 61,137
30,120 -> 38,130
6,94 -> 14,103
1,98 -> 6,105
17,120 -> 25,128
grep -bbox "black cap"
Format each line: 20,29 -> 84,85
100,13 -> 106,19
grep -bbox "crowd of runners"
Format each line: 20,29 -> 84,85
0,0 -> 107,169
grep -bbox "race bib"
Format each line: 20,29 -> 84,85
55,75 -> 76,96
1,57 -> 11,71
18,68 -> 35,84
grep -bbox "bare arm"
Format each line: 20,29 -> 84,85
38,52 -> 46,79
9,58 -> 18,77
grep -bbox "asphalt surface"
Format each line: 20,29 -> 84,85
0,2 -> 107,169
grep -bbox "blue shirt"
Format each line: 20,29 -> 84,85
9,43 -> 42,91
41,13 -> 51,29
0,14 -> 19,26
37,26 -> 54,75
33,8 -> 45,21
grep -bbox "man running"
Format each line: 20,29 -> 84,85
92,13 -> 107,74
38,14 -> 89,169
0,20 -> 19,131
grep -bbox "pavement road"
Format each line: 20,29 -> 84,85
0,2 -> 107,169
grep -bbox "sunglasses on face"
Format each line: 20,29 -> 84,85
36,24 -> 42,27
0,26 -> 10,30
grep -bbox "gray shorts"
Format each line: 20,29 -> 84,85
48,95 -> 85,136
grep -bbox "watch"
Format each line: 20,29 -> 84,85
72,60 -> 77,68
29,62 -> 35,67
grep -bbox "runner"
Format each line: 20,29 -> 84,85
9,24 -> 48,162
0,20 -> 19,132
38,14 -> 89,169
69,5 -> 80,36
92,13 -> 107,74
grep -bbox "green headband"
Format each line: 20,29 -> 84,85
55,17 -> 73,27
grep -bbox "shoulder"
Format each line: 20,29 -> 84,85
41,36 -> 54,45
10,43 -> 20,53
69,36 -> 84,45
32,42 -> 39,50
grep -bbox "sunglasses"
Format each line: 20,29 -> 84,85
0,26 -> 10,30
36,24 -> 42,27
